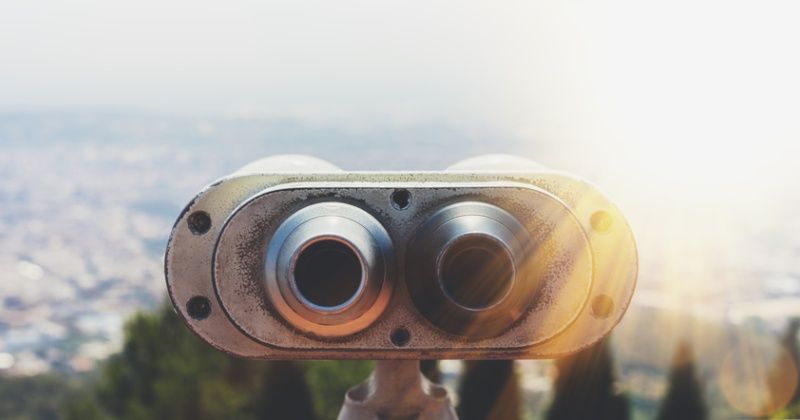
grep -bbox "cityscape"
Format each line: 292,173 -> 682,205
0,111 -> 532,375
1,112 -> 799,418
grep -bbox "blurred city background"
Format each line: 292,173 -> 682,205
2,1 -> 800,419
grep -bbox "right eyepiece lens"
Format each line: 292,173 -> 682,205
440,236 -> 514,310
406,202 -> 533,338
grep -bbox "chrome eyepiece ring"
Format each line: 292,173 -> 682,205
407,201 -> 535,338
266,202 -> 395,337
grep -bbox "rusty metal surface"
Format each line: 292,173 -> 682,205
165,166 -> 638,359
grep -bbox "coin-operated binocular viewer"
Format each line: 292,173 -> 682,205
165,154 -> 638,419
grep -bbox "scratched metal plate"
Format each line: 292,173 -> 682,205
214,182 -> 591,350
165,172 -> 637,359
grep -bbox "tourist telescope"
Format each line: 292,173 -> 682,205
165,154 -> 638,419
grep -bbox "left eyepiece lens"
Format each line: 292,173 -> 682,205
293,239 -> 364,309
265,202 -> 395,338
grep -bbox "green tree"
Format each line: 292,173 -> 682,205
656,341 -> 706,420
768,318 -> 800,417
546,337 -> 630,420
778,319 -> 800,406
0,373 -> 86,420
774,402 -> 800,419
70,303 -> 317,420
305,360 -> 373,420
457,360 -> 521,420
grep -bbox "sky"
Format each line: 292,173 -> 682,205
2,1 -> 799,179
3,1 -> 800,312
3,3 -> 800,405
0,1 -> 796,130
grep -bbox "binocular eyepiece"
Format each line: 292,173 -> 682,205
266,202 -> 394,337
165,155 -> 637,359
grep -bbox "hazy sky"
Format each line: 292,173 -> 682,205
2,0 -> 799,186
0,2 -> 795,121
3,0 -> 800,320
1,1 -> 599,125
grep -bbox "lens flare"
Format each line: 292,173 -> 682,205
719,341 -> 798,417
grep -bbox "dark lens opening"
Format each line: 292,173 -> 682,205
440,237 -> 514,310
294,240 -> 363,308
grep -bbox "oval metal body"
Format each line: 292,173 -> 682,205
165,161 -> 637,359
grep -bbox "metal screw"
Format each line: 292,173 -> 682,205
591,294 -> 614,318
390,327 -> 411,347
187,296 -> 212,320
187,211 -> 212,235
390,189 -> 411,210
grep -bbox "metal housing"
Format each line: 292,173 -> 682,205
165,155 -> 638,359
